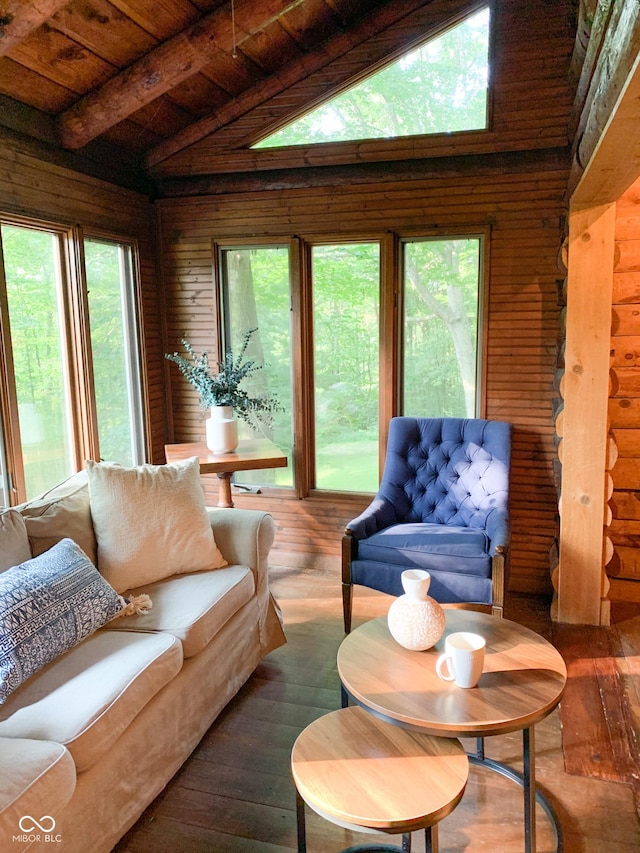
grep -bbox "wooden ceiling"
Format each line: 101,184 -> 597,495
0,0 -> 452,183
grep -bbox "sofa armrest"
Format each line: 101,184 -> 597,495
207,508 -> 275,572
206,509 -> 284,653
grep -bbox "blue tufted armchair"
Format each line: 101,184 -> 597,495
342,417 -> 512,633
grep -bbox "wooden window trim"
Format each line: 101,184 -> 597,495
211,227 -> 488,500
0,214 -> 146,504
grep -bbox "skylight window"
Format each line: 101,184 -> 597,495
253,7 -> 490,149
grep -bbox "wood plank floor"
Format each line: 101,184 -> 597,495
115,568 -> 640,853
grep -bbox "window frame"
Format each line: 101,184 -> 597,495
216,237 -> 298,493
83,229 -> 147,466
0,213 -> 148,505
397,227 -> 490,421
251,2 -> 493,151
212,227 -> 487,499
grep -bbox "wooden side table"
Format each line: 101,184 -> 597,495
165,440 -> 287,507
338,612 -> 568,853
291,706 -> 468,852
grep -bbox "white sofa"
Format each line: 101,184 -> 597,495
0,470 -> 286,853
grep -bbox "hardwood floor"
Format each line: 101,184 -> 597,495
115,567 -> 640,853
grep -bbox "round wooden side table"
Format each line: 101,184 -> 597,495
338,611 -> 568,853
291,706 -> 469,852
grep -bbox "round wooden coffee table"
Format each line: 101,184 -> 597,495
337,610 -> 567,853
291,706 -> 469,852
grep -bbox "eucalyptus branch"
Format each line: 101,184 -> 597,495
165,329 -> 282,429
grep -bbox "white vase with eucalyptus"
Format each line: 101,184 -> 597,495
165,328 -> 282,453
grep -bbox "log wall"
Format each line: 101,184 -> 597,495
0,132 -> 166,464
608,178 -> 640,602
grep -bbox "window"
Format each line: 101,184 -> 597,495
1,223 -> 75,499
402,237 -> 482,417
219,245 -> 293,487
214,232 -> 483,497
312,243 -> 380,491
0,219 -> 146,503
85,238 -> 145,466
254,7 -> 490,148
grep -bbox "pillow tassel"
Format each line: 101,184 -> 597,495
118,593 -> 153,616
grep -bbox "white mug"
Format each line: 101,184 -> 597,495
436,632 -> 486,688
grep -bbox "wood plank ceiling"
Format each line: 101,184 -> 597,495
0,0 -> 433,183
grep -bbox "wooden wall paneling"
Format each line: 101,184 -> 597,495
158,159 -> 569,596
0,136 -> 166,464
558,201 -> 616,624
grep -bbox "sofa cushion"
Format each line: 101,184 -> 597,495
0,539 -> 124,704
0,630 -> 182,772
0,737 -> 75,839
105,565 -> 255,658
18,470 -> 97,565
86,457 -> 227,593
0,510 -> 31,573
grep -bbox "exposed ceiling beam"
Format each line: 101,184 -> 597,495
146,0 -> 449,167
572,52 -> 640,206
0,0 -> 70,56
56,0 -> 306,150
155,147 -> 570,198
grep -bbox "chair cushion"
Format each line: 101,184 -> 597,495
351,559 -> 493,605
104,565 -> 255,658
0,630 -> 182,772
357,523 -> 491,577
0,738 -> 75,839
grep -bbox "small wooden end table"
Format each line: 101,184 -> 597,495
165,439 -> 287,507
291,706 -> 468,852
338,611 -> 567,853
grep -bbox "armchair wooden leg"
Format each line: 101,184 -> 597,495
342,581 -> 353,634
342,532 -> 356,634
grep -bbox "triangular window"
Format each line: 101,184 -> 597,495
253,7 -> 490,149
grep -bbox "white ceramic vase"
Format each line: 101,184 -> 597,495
387,569 -> 446,651
205,405 -> 238,454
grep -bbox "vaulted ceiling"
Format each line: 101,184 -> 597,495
0,0 -> 457,188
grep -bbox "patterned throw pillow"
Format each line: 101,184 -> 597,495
0,538 -> 124,703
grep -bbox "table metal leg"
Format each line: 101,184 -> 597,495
425,824 -> 438,853
296,789 -> 306,853
524,727 -> 536,853
468,724 -> 562,853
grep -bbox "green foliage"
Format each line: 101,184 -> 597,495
403,238 -> 480,417
254,7 -> 489,148
85,238 -> 135,465
166,329 -> 282,429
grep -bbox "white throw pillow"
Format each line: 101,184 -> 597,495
86,457 -> 227,593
